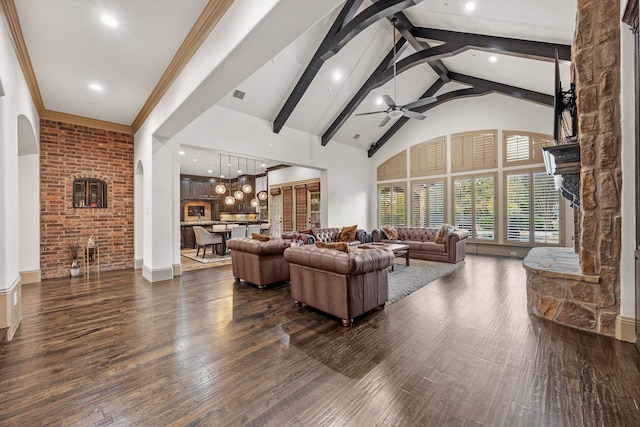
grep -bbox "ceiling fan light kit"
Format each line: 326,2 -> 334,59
355,16 -> 436,127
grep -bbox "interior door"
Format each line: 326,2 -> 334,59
270,194 -> 282,238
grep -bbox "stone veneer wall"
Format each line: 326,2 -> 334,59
40,120 -> 134,279
575,0 -> 622,327
527,0 -> 622,336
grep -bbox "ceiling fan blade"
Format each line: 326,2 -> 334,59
403,110 -> 426,120
382,95 -> 397,108
402,96 -> 438,110
379,115 -> 391,127
355,110 -> 387,116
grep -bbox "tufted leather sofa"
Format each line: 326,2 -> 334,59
371,226 -> 469,263
283,244 -> 394,326
227,237 -> 291,288
311,227 -> 367,246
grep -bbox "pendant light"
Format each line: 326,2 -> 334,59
242,158 -> 252,193
233,156 -> 244,200
224,155 -> 235,206
215,154 -> 226,195
257,160 -> 268,201
250,159 -> 259,207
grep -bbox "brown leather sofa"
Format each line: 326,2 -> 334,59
371,226 -> 469,263
283,244 -> 394,326
227,237 -> 291,288
311,227 -> 367,246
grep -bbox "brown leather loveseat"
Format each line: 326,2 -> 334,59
227,237 -> 291,288
371,226 -> 469,263
311,227 -> 367,246
283,244 -> 394,326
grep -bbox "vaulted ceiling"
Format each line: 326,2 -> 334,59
3,0 -> 576,174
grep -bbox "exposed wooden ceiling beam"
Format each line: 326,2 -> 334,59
320,0 -> 423,60
321,38 -> 408,146
413,27 -> 571,62
449,72 -> 553,106
273,0 -> 425,134
272,0 -> 363,134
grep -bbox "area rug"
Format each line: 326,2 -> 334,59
181,252 -> 231,265
387,258 -> 461,303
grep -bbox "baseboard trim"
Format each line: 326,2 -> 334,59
134,259 -> 143,270
19,269 -> 41,284
615,315 -> 637,343
142,265 -> 174,283
173,264 -> 182,277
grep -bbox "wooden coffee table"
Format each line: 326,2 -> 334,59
370,242 -> 409,271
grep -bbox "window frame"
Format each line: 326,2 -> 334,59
410,178 -> 447,228
451,129 -> 497,173
452,172 -> 497,243
503,130 -> 554,167
378,182 -> 407,227
503,167 -> 564,247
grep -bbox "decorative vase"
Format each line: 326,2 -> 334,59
70,260 -> 81,277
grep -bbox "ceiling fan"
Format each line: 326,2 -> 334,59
356,17 -> 437,127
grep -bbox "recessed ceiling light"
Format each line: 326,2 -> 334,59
179,151 -> 185,155
89,83 -> 103,91
333,70 -> 342,81
101,15 -> 118,27
208,170 -> 213,173
465,2 -> 476,11
489,55 -> 497,63
193,159 -> 197,162
375,97 -> 384,105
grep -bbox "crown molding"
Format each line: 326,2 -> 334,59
0,0 -> 44,112
41,110 -> 134,135
131,0 -> 235,132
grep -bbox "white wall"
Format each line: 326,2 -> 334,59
174,106 -> 370,230
133,0 -> 344,280
619,14 -> 636,320
269,165 -> 321,186
0,12 -> 40,337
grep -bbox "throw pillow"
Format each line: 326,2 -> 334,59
382,224 -> 398,240
251,233 -> 271,242
434,223 -> 451,244
316,241 -> 351,253
339,225 -> 357,242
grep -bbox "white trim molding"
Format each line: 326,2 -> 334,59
615,315 -> 637,343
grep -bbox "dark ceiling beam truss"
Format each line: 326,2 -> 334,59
367,74 -> 552,157
273,0 -> 423,134
321,38 -> 408,146
412,27 -> 572,62
320,0 -> 423,60
272,0 -> 362,134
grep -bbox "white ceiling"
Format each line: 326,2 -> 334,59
10,0 -> 576,175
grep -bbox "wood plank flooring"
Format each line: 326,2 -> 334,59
1,255 -> 639,426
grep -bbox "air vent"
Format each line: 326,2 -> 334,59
353,134 -> 360,139
233,89 -> 245,100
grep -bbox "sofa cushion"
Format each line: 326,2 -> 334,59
284,245 -> 394,275
251,232 -> 271,242
339,225 -> 357,242
227,237 -> 290,255
435,223 -> 454,243
420,242 -> 447,253
316,241 -> 351,253
382,224 -> 399,239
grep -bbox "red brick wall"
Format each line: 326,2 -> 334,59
40,120 -> 134,279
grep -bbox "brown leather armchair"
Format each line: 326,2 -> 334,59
226,237 -> 291,289
284,244 -> 394,326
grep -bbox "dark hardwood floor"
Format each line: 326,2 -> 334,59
1,255 -> 639,426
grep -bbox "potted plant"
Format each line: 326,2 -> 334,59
69,240 -> 82,277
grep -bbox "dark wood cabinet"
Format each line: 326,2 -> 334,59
182,226 -> 195,249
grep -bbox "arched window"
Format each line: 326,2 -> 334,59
73,178 -> 107,208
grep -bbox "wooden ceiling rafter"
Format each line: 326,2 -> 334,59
367,73 -> 553,156
273,0 -> 423,134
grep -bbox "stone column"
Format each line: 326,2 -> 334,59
573,0 -> 622,333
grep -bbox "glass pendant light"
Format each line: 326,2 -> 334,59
256,160 -> 268,201
242,158 -> 252,193
215,154 -> 226,194
249,159 -> 259,208
234,157 -> 244,200
224,155 -> 235,205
